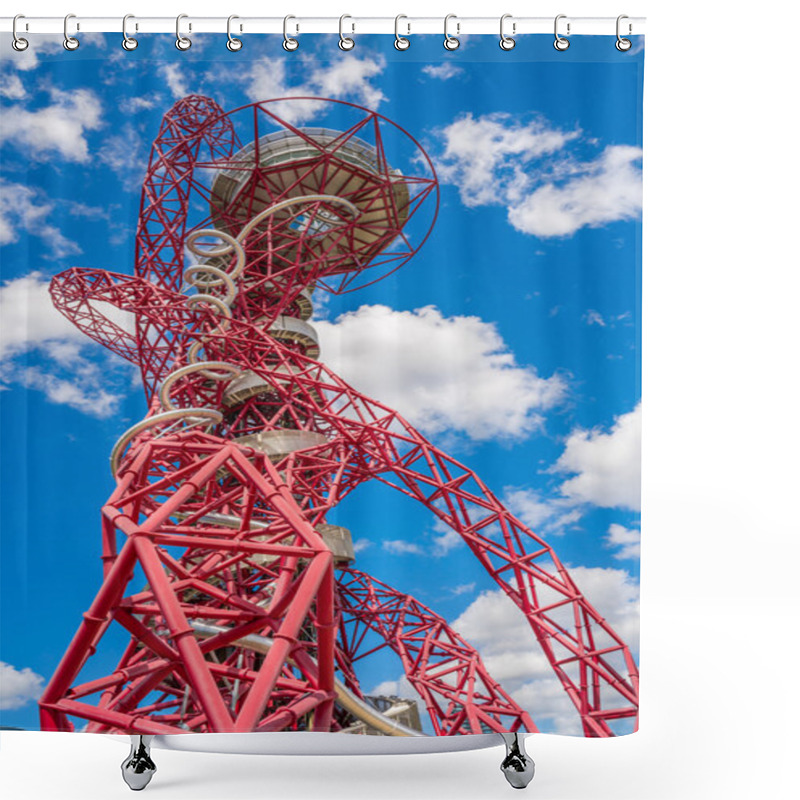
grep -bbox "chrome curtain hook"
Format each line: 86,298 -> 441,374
175,13 -> 191,50
227,15 -> 243,51
554,14 -> 570,51
444,14 -> 460,51
63,13 -> 79,51
339,15 -> 355,50
394,15 -> 410,51
122,14 -> 138,51
283,15 -> 299,51
12,14 -> 29,52
499,14 -> 516,50
616,14 -> 632,51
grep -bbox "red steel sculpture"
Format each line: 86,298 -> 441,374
39,96 -> 639,738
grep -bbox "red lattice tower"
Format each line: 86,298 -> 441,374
39,96 -> 638,738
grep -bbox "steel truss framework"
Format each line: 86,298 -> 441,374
39,95 -> 638,738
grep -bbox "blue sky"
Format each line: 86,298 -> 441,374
0,33 -> 644,734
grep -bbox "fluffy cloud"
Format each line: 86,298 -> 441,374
13,366 -> 121,417
0,661 -> 45,710
436,112 -> 578,207
554,403 -> 642,511
381,520 -> 465,559
0,180 -> 81,258
431,525 -> 463,557
434,112 -> 642,238
0,73 -> 25,100
508,146 -> 644,237
370,675 -> 427,712
502,405 -> 641,536
316,304 -> 566,441
606,523 -> 641,560
0,272 -> 84,359
0,34 -> 64,71
452,564 -> 639,734
241,54 -> 387,125
0,272 -> 127,417
421,63 -> 463,81
159,64 -> 189,99
127,95 -> 162,113
312,57 -> 386,109
383,540 -> 423,556
503,487 -> 582,536
98,123 -> 147,181
0,88 -> 102,162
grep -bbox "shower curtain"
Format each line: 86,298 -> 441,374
0,30 -> 643,744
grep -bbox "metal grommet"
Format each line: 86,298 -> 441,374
339,15 -> 355,50
226,15 -> 242,51
12,14 -> 29,51
121,14 -> 138,51
443,14 -> 460,51
394,14 -> 410,51
499,13 -> 516,50
283,15 -> 299,51
175,13 -> 191,50
63,13 -> 79,51
616,14 -> 632,51
554,14 -> 570,51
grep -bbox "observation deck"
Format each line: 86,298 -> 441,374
209,128 -> 411,276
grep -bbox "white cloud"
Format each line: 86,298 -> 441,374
452,564 -> 639,734
0,73 -> 25,99
584,309 -> 606,327
0,272 -> 127,417
508,145 -> 644,237
315,304 -> 566,440
566,564 -> 640,645
312,57 -> 386,109
583,309 -> 633,328
159,64 -> 189,99
240,54 -> 387,125
244,59 -> 324,124
380,520 -> 462,560
606,523 -> 641,560
67,202 -> 113,222
15,366 -> 121,417
503,487 -> 582,535
127,95 -> 161,113
0,180 -> 81,258
98,123 -> 147,180
436,112 -> 578,207
370,675 -> 427,712
382,540 -> 423,556
244,57 -> 290,101
0,34 -> 64,71
0,661 -> 45,710
434,113 -> 642,238
422,63 -> 463,80
0,272 -> 84,360
431,525 -> 462,557
504,488 -> 557,527
554,403 -> 642,511
0,88 -> 102,162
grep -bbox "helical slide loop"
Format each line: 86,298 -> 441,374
112,194 -> 358,477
